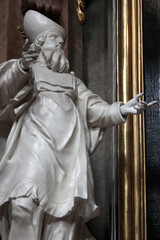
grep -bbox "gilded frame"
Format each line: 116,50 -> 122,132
117,1 -> 147,240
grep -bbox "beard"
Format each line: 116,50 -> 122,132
41,47 -> 69,73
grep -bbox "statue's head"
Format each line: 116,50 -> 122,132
24,10 -> 65,45
23,10 -> 69,73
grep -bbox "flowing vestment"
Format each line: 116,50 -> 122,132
0,60 -> 125,237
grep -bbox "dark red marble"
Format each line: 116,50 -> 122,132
0,0 -> 9,63
0,0 -> 24,63
21,0 -> 62,22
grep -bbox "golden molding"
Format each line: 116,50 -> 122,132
117,0 -> 147,240
17,26 -> 26,40
75,0 -> 86,24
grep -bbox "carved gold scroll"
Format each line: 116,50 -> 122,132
75,0 -> 86,24
117,1 -> 147,240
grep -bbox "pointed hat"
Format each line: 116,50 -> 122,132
23,10 -> 65,43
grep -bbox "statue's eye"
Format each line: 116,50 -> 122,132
48,35 -> 56,41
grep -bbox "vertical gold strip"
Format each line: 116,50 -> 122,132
131,1 -> 141,239
138,1 -> 147,238
117,0 -> 147,240
117,1 -> 132,239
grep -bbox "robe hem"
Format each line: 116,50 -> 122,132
0,181 -> 100,223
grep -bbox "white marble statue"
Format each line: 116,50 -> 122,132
0,10 -> 156,240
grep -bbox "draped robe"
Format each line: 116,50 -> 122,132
0,60 -> 126,222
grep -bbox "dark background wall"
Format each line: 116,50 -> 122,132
83,0 -> 117,239
143,1 -> 160,239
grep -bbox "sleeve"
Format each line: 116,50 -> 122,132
0,59 -> 31,109
77,78 -> 126,128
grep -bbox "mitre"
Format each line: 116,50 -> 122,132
23,10 -> 65,43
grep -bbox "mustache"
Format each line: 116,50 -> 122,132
41,48 -> 69,73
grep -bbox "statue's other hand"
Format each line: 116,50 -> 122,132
120,92 -> 157,116
20,39 -> 39,71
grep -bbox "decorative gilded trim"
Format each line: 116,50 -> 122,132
75,0 -> 86,24
17,26 -> 26,39
117,0 -> 147,239
21,0 -> 62,21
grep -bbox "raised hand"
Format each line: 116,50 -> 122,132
120,93 -> 157,116
21,39 -> 39,71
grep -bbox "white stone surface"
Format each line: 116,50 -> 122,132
0,10 -> 155,240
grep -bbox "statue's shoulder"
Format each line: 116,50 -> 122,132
68,72 -> 84,86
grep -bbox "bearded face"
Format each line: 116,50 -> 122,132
41,48 -> 69,73
40,34 -> 69,73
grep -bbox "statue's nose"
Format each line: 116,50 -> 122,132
57,37 -> 64,46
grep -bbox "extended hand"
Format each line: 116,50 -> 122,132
120,93 -> 157,116
20,39 -> 39,71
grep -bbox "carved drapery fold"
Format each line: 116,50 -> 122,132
117,1 -> 147,240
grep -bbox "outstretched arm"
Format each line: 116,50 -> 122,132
77,79 -> 126,128
77,80 -> 157,129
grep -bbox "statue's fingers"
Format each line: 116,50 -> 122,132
137,101 -> 147,109
22,39 -> 28,50
24,57 -> 37,62
23,57 -> 38,63
134,92 -> 144,100
130,107 -> 141,115
134,108 -> 143,115
132,110 -> 138,115
134,105 -> 141,110
23,53 -> 39,58
134,104 -> 145,111
26,49 -> 38,54
136,102 -> 143,107
147,101 -> 157,107
140,101 -> 148,107
23,39 -> 30,51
